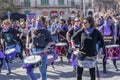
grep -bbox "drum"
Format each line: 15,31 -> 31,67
55,42 -> 67,47
5,48 -> 16,61
24,55 -> 41,68
105,44 -> 120,59
78,57 -> 97,68
104,36 -> 114,45
55,42 -> 67,56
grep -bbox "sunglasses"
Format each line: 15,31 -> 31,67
83,22 -> 88,24
75,20 -> 80,22
4,23 -> 9,25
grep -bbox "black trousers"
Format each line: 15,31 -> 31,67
77,66 -> 96,80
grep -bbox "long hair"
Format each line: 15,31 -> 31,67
84,16 -> 95,28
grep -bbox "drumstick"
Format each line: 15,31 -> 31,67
78,51 -> 86,55
73,49 -> 86,55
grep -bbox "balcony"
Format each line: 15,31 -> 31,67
100,0 -> 113,2
15,2 -> 70,9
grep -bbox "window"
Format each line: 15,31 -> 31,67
41,0 -> 49,5
71,0 -> 75,6
24,0 -> 30,7
58,0 -> 64,5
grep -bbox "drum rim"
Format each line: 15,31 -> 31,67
24,55 -> 41,64
5,48 -> 16,54
55,42 -> 67,46
105,44 -> 119,48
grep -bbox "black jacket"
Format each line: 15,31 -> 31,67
71,28 -> 105,57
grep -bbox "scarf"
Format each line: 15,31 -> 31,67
2,27 -> 11,32
85,27 -> 94,36
73,26 -> 80,33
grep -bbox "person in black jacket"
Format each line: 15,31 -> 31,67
66,18 -> 82,71
71,16 -> 105,80
1,19 -> 24,75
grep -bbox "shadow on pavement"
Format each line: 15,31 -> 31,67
0,72 -> 29,80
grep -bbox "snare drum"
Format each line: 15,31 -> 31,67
5,48 -> 16,61
78,57 -> 97,68
24,55 -> 41,68
55,42 -> 67,47
55,42 -> 67,56
105,44 -> 120,59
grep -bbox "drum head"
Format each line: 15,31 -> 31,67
5,48 -> 16,54
24,55 -> 41,64
55,43 -> 67,46
106,44 -> 119,48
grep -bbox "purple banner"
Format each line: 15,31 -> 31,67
27,14 -> 36,22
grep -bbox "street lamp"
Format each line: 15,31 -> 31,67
83,0 -> 86,17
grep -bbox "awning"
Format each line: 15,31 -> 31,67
60,11 -> 64,16
50,10 -> 58,16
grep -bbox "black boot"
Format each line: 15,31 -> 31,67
103,57 -> 107,73
113,59 -> 120,71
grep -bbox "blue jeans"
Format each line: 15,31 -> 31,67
96,41 -> 101,53
28,48 -> 47,80
5,44 -> 23,71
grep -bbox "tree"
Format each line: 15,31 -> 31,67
0,0 -> 17,17
6,0 -> 17,12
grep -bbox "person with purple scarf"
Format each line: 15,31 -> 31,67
71,16 -> 105,80
66,18 -> 82,71
26,16 -> 54,80
56,19 -> 68,62
0,27 -> 4,74
0,19 -> 24,75
98,17 -> 119,72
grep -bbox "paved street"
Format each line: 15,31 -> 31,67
0,57 -> 120,80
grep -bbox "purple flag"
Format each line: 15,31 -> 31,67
27,14 -> 36,22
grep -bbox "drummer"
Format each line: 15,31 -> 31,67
98,15 -> 119,72
0,43 -> 4,74
71,16 -> 105,80
0,19 -> 24,75
0,25 -> 4,74
56,19 -> 68,62
26,16 -> 54,80
66,17 -> 82,71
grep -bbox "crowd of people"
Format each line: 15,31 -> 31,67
0,12 -> 120,80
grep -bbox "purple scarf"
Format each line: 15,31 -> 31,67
2,27 -> 11,32
85,27 -> 94,36
74,26 -> 80,32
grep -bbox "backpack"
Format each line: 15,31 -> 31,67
32,29 -> 47,48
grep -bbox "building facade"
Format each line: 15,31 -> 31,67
12,0 -> 93,19
93,0 -> 120,13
